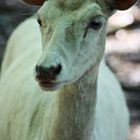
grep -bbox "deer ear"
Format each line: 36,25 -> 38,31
112,0 -> 137,10
23,0 -> 45,5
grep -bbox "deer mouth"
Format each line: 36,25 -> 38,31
38,81 -> 64,91
39,81 -> 56,87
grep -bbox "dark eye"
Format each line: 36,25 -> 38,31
83,18 -> 103,38
88,20 -> 102,30
37,18 -> 42,26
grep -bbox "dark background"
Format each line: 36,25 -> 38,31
0,0 -> 39,66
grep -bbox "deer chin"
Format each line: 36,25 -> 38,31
38,81 -> 64,91
38,77 -> 79,91
38,66 -> 95,92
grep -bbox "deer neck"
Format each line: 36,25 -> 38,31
51,66 -> 98,140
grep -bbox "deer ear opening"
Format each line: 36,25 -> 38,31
23,0 -> 45,5
112,0 -> 137,10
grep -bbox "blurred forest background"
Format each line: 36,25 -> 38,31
0,0 -> 140,139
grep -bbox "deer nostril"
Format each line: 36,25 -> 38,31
46,64 -> 62,79
35,65 -> 45,81
52,64 -> 62,75
35,64 -> 62,82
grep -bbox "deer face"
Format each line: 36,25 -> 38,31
23,0 -> 137,91
35,1 -> 107,91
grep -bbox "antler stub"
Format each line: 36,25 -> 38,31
23,0 -> 45,5
112,0 -> 137,10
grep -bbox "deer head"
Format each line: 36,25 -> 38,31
22,0 -> 137,91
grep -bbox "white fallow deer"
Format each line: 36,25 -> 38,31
0,0 -> 137,140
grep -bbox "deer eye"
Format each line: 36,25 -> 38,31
83,17 -> 103,38
37,17 -> 42,26
88,19 -> 102,30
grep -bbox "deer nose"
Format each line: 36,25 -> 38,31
35,64 -> 62,82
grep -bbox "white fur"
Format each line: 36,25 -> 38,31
0,1 -> 130,140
